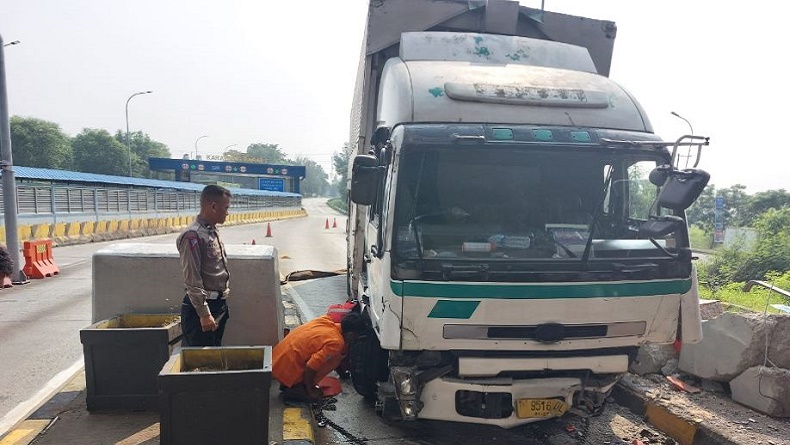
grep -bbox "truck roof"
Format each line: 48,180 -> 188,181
377,32 -> 651,132
363,0 -> 616,76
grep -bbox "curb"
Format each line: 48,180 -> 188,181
0,357 -> 84,445
280,280 -> 318,445
282,406 -> 315,445
611,381 -> 736,445
0,363 -> 85,445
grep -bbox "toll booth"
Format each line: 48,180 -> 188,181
148,157 -> 306,194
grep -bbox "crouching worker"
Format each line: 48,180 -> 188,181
273,312 -> 366,402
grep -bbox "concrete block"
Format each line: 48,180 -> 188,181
679,312 -> 790,381
18,224 -> 33,241
699,298 -> 724,320
32,223 -> 51,240
730,366 -> 790,417
630,343 -> 679,375
660,358 -> 679,376
92,243 -> 283,347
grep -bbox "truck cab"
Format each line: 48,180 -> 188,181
347,0 -> 709,428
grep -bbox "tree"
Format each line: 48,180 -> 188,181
114,130 -> 170,177
718,184 -> 750,227
333,142 -> 353,201
222,149 -> 252,163
247,143 -> 289,165
9,116 -> 73,169
294,156 -> 330,197
72,129 -> 130,176
741,189 -> 790,227
687,185 -> 715,232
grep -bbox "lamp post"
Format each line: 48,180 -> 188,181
194,135 -> 208,160
3,40 -> 20,47
671,111 -> 695,168
670,111 -> 694,135
125,90 -> 153,176
1,34 -> 24,282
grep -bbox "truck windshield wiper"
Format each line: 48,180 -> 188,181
552,239 -> 577,258
581,162 -> 614,263
406,154 -> 428,264
442,263 -> 489,281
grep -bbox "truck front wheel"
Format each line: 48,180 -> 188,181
349,329 -> 389,401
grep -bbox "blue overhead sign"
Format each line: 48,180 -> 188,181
148,157 -> 306,178
259,178 -> 285,192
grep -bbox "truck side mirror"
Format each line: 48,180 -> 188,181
350,155 -> 382,205
656,168 -> 710,211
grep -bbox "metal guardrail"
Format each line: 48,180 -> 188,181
742,280 -> 790,313
742,280 -> 790,298
0,183 -> 302,226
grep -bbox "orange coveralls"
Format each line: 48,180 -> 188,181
272,315 -> 347,388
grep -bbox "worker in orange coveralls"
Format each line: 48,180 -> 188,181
273,312 -> 367,402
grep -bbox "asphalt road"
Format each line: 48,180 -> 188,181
0,197 -> 347,430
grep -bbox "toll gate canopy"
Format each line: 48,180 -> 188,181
148,157 -> 306,194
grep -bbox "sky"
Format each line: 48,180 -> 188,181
1,0 -> 787,192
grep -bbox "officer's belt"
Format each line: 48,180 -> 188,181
206,291 -> 227,300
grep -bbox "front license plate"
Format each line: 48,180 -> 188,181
516,398 -> 568,418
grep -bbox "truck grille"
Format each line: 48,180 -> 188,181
443,321 -> 645,341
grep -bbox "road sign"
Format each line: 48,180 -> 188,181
714,229 -> 725,243
258,178 -> 285,192
715,196 -> 725,209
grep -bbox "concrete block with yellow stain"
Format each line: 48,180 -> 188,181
31,224 -> 51,240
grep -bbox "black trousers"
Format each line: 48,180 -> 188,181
181,295 -> 230,346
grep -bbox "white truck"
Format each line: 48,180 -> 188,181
346,0 -> 710,428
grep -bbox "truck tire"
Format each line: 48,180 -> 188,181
349,329 -> 389,401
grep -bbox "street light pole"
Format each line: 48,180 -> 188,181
194,135 -> 208,160
1,34 -> 24,282
671,111 -> 695,168
125,90 -> 153,176
2,40 -> 20,47
670,111 -> 694,135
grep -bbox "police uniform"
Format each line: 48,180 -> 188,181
177,216 -> 230,346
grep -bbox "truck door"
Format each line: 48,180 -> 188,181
364,157 -> 395,335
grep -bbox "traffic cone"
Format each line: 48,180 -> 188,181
325,218 -> 329,229
265,223 -> 272,238
252,239 -> 256,245
332,218 -> 337,228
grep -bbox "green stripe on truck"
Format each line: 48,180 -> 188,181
427,300 -> 481,319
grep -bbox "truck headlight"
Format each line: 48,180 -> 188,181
400,400 -> 423,419
392,367 -> 418,397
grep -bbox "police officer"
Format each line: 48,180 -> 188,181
177,184 -> 232,346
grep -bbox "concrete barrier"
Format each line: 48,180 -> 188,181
32,224 -> 50,240
65,222 -> 81,245
107,220 -> 120,237
81,221 -> 95,243
1,209 -> 305,247
117,220 -> 130,237
92,243 -> 283,347
94,221 -> 108,241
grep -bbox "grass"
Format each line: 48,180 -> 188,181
326,197 -> 348,215
689,226 -> 713,251
699,280 -> 790,314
